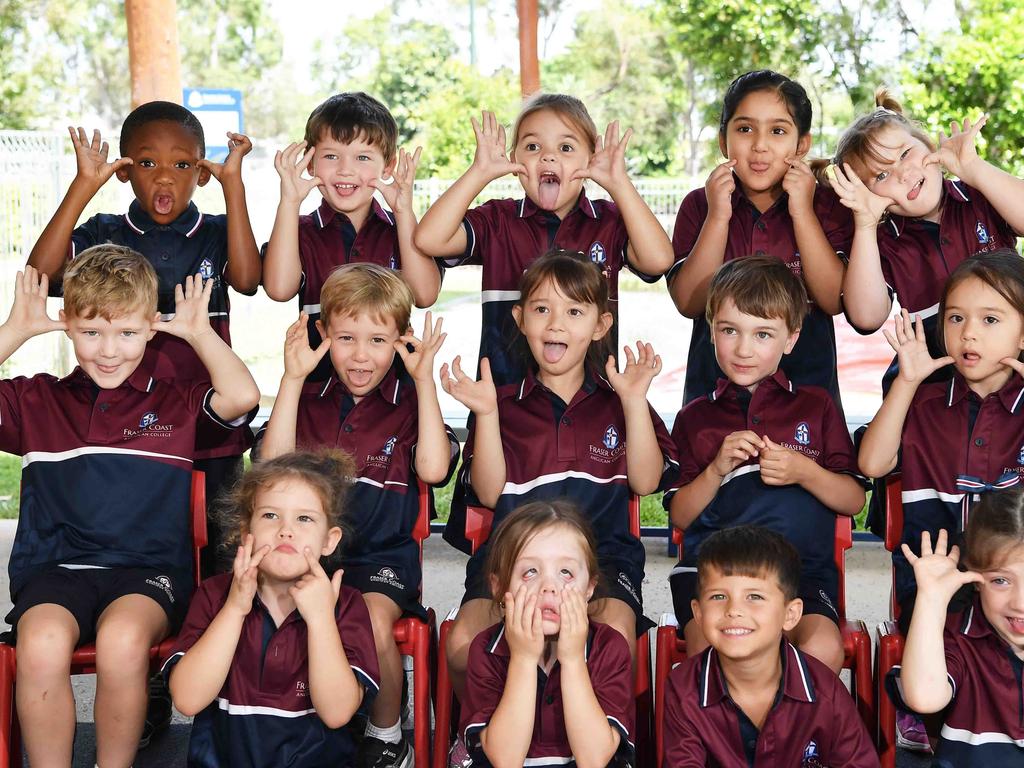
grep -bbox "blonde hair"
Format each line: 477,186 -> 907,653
319,263 -> 413,332
511,93 -> 599,154
62,244 -> 158,319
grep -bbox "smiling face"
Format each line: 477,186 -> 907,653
942,276 -> 1024,398
61,305 -> 158,389
859,124 -> 944,221
512,109 -> 593,220
317,310 -> 402,401
310,130 -> 393,225
710,298 -> 799,391
976,550 -> 1024,659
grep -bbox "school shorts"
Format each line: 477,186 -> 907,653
341,562 -> 428,622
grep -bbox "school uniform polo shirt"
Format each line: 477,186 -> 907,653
893,372 -> 1024,606
445,192 -> 658,387
460,620 -> 634,767
664,370 -> 862,585
888,597 -> 1024,767
663,641 -> 879,767
668,185 -> 853,406
162,572 -> 380,768
0,361 -> 231,595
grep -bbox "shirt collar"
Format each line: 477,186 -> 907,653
698,640 -> 816,708
886,179 -> 970,238
958,595 -> 996,640
516,366 -> 608,401
125,199 -> 204,238
709,368 -> 795,403
314,197 -> 395,229
486,620 -> 596,661
518,189 -> 598,220
945,371 -> 1024,413
317,363 -> 403,406
62,356 -> 157,394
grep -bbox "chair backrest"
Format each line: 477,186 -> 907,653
883,474 -> 904,619
413,479 -> 431,565
190,470 -> 208,586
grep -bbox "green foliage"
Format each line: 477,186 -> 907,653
0,453 -> 20,519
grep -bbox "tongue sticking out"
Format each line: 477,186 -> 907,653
538,177 -> 560,210
154,194 -> 174,215
907,180 -> 922,201
543,342 -> 567,364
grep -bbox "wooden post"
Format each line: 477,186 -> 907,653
517,0 -> 540,98
125,0 -> 183,108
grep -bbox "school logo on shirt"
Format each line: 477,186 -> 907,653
124,411 -> 174,439
198,258 -> 215,280
794,422 -> 810,446
801,740 -> 824,768
589,241 -> 606,265
1018,445 -> 1024,466
139,411 -> 159,429
389,254 -> 398,270
976,221 -> 990,245
382,436 -> 397,456
144,575 -> 175,603
603,425 -> 620,450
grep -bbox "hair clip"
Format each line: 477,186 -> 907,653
874,107 -> 898,116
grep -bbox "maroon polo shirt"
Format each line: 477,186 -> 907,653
663,640 -> 879,767
460,620 -> 634,767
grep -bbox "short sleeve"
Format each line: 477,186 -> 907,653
651,406 -> 681,493
822,673 -> 883,768
448,204 -> 499,268
661,665 -> 708,768
338,588 -> 381,698
816,185 -> 854,257
666,405 -> 703,494
590,628 -> 635,761
667,189 -> 707,284
422,424 -> 461,488
819,394 -> 864,480
0,378 -> 28,455
460,631 -> 508,751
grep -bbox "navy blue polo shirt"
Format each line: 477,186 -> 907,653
664,370 -> 863,584
663,641 -> 879,767
669,184 -> 853,407
0,359 -> 234,595
887,597 -> 1024,767
445,191 -> 659,387
162,572 -> 380,768
892,372 -> 1024,606
460,620 -> 634,767
257,364 -> 459,588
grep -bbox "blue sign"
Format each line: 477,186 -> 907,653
182,88 -> 244,163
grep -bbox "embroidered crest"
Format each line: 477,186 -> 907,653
198,258 -> 215,280
589,241 -> 606,265
976,221 -> 990,245
603,425 -> 620,450
794,421 -> 810,446
139,411 -> 159,429
382,436 -> 397,456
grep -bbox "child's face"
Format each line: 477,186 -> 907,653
60,305 -> 159,389
692,565 -> 803,662
719,90 -> 810,199
310,130 -> 393,219
942,276 -> 1024,397
976,550 -> 1024,658
511,277 -> 612,382
495,524 -> 596,637
247,477 -> 342,583
512,109 -> 593,220
860,124 -> 944,220
316,311 -> 402,400
710,298 -> 799,392
116,120 -> 210,226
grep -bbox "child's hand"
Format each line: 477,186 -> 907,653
924,115 -> 987,182
605,341 -> 661,402
4,267 -> 66,341
902,529 -> 983,603
470,111 -> 526,182
68,126 -> 132,191
555,585 -> 589,662
198,132 -> 253,183
274,141 -> 322,206
759,436 -> 808,486
503,585 -> 544,663
570,121 -> 633,192
290,548 -> 344,626
705,160 -> 737,223
227,533 -> 270,616
370,146 -> 421,217
831,162 -> 894,229
883,309 -> 954,385
440,356 -> 497,416
283,312 -> 330,381
782,156 -> 816,218
159,274 -> 214,343
710,430 -> 764,479
395,311 -> 446,385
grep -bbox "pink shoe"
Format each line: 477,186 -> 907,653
896,710 -> 933,753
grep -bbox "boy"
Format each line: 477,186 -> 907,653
662,526 -> 879,767
262,92 -> 441,381
0,247 -> 260,767
258,263 -> 458,768
665,255 -> 865,673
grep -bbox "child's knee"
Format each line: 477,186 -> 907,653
15,616 -> 76,677
95,618 -> 157,671
365,601 -> 402,656
794,617 -> 844,672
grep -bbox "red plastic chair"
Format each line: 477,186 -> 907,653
876,474 -> 905,768
0,469 -> 207,768
653,517 -> 875,768
433,495 -> 652,768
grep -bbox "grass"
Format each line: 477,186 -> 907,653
0,454 -> 19,519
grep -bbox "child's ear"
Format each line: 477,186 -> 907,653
315,319 -> 326,340
322,526 -> 343,557
718,133 -> 729,160
147,310 -> 161,340
382,160 -> 396,181
512,304 -> 523,330
488,574 -> 502,603
691,598 -> 702,626
796,133 -> 812,160
584,576 -> 597,602
783,327 -> 801,355
197,163 -> 212,187
782,596 -> 803,632
592,311 -> 613,341
115,164 -> 132,183
59,309 -> 69,337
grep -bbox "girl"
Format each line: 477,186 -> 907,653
440,250 -> 677,696
163,451 -> 381,768
859,249 -> 1024,632
457,500 -> 634,768
669,69 -> 852,406
414,93 -> 673,388
896,491 -> 1024,766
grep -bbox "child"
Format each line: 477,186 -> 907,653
891,494 -> 1024,766
662,526 -> 879,767
859,249 -> 1024,631
668,70 -> 852,406
258,263 -> 459,768
666,256 -> 865,673
457,500 -> 634,768
262,92 -> 441,381
415,93 -> 673,387
0,246 -> 260,767
164,450 -> 381,768
441,249 -> 677,694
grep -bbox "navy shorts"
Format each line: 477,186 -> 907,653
342,561 -> 427,622
5,565 -> 190,643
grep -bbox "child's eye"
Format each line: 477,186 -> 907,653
337,334 -> 353,342
560,143 -> 574,152
358,154 -> 371,162
322,153 -> 337,161
83,330 -> 99,337
568,307 -> 583,317
747,593 -> 765,601
708,593 -> 726,601
261,511 -> 277,520
736,125 -> 751,133
526,142 -> 540,152
297,514 -> 315,523
121,330 -> 137,338
900,148 -> 911,160
138,160 -> 155,168
174,161 -> 191,170
720,327 -> 736,336
984,315 -> 1000,324
522,567 -> 537,579
755,331 -> 772,340
372,336 -> 387,344
533,305 -> 549,314
875,170 -> 890,183
947,314 -> 963,324
772,127 -> 787,135
560,568 -> 574,579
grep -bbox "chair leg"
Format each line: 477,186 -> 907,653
634,634 -> 653,768
653,626 -> 678,768
877,629 -> 903,768
433,619 -> 454,768
0,644 -> 16,768
410,619 -> 432,768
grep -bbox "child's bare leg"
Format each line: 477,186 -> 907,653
363,593 -> 405,729
16,604 -> 79,768
94,594 -> 168,768
682,619 -> 709,658
589,597 -> 638,663
446,598 -> 501,700
787,614 -> 844,673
